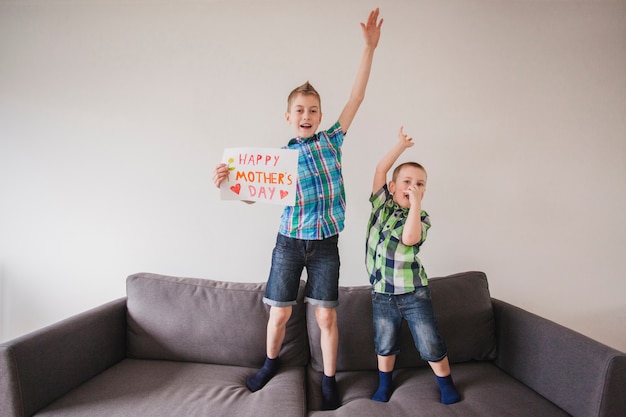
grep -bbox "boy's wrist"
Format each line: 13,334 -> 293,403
363,44 -> 376,54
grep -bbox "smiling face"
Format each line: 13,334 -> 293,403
285,93 -> 322,139
389,164 -> 427,208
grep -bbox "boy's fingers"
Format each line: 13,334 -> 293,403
367,8 -> 379,27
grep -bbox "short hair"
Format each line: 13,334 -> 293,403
287,81 -> 321,112
392,162 -> 427,181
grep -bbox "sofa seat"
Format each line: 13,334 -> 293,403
307,362 -> 569,416
33,359 -> 306,417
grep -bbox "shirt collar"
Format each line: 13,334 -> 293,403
288,133 -> 320,145
384,196 -> 409,215
380,185 -> 407,214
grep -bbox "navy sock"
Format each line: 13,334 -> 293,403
436,375 -> 461,404
372,370 -> 394,402
246,357 -> 278,392
321,374 -> 340,410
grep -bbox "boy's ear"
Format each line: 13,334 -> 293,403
387,180 -> 395,193
285,112 -> 291,123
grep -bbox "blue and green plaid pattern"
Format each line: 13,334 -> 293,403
279,122 -> 345,240
365,185 -> 431,294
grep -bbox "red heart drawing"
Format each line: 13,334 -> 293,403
280,190 -> 289,199
230,184 -> 241,195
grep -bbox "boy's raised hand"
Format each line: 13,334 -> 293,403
361,8 -> 383,49
398,126 -> 415,149
338,8 -> 382,134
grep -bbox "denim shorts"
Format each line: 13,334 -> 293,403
263,233 -> 340,308
372,287 -> 447,362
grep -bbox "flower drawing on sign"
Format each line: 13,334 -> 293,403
226,157 -> 236,173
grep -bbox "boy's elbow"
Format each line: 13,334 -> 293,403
347,91 -> 365,109
374,165 -> 388,177
352,94 -> 365,106
402,234 -> 421,247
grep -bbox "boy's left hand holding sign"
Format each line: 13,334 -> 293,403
214,148 -> 299,206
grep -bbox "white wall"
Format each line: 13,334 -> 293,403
1,0 -> 624,352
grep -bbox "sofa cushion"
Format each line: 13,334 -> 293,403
126,273 -> 309,367
34,359 -> 307,417
306,362 -> 569,416
429,271 -> 497,364
307,271 -> 497,372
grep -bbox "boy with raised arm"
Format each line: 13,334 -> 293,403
365,127 -> 461,404
213,8 -> 383,410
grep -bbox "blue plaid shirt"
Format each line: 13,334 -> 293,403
279,122 -> 345,240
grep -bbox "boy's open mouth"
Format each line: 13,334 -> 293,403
300,124 -> 312,129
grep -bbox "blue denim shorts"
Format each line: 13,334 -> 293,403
372,287 -> 447,362
263,233 -> 340,308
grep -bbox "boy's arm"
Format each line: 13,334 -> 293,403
372,127 -> 414,193
338,8 -> 383,134
402,193 -> 424,246
400,128 -> 425,245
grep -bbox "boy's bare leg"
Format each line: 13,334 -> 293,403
267,306 -> 292,357
315,306 -> 340,410
246,306 -> 292,392
377,355 -> 396,372
428,356 -> 451,377
315,307 -> 338,375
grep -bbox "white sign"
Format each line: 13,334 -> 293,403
220,147 -> 299,206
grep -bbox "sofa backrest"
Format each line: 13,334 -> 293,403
307,271 -> 497,372
126,273 -> 309,367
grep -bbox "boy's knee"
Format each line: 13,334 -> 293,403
315,307 -> 337,330
269,306 -> 292,327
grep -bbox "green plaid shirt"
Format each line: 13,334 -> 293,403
365,185 -> 431,294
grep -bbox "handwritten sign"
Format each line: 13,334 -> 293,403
220,147 -> 299,205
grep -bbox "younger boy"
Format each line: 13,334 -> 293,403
213,8 -> 383,410
365,127 -> 461,404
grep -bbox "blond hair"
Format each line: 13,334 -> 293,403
287,81 -> 321,112
392,162 -> 427,181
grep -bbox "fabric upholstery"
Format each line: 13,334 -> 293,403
126,273 -> 309,367
35,359 -> 307,417
0,299 -> 127,417
307,271 -> 497,373
493,298 -> 626,417
307,362 -> 570,416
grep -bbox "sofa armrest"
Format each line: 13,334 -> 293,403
492,298 -> 626,417
0,298 -> 127,417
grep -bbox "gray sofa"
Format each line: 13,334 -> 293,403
1,271 -> 624,417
